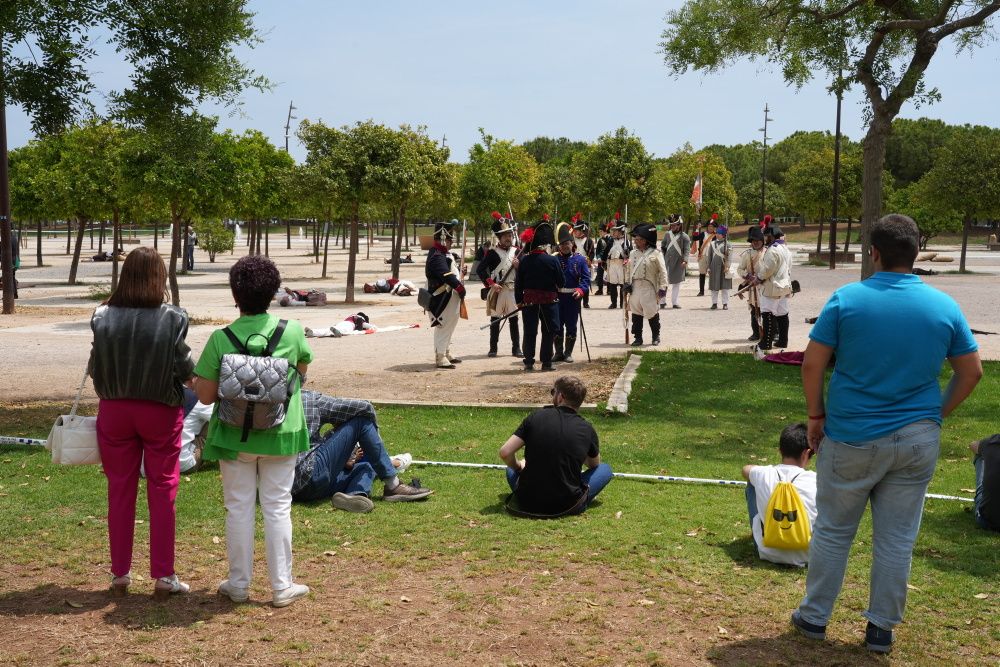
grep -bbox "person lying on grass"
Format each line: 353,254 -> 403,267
969,436 -> 1000,532
499,376 -> 612,517
291,390 -> 432,513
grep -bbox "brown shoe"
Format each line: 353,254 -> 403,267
383,480 -> 433,502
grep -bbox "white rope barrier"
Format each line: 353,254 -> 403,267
411,459 -> 975,503
0,441 -> 975,502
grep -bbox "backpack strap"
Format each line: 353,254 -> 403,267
264,320 -> 288,357
222,327 -> 250,354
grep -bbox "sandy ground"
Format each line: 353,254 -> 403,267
3,230 -> 1000,405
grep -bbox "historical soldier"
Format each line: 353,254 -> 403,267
477,211 -> 523,358
571,216 -> 595,310
593,224 -> 610,296
660,214 -> 690,309
705,224 -> 733,310
625,223 -> 668,346
737,226 -> 766,341
553,223 -> 591,363
514,218 -> 563,371
696,216 -> 718,296
601,213 -> 630,309
755,224 -> 793,353
424,220 -> 466,369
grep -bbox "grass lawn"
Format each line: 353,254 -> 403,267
1,351 -> 998,665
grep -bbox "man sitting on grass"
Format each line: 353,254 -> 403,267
741,423 -> 817,567
499,376 -> 612,516
291,390 -> 431,512
969,436 -> 1000,532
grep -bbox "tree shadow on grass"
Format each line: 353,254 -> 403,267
0,583 -> 232,628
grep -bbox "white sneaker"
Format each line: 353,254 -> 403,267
218,579 -> 249,603
153,574 -> 190,600
391,453 -> 412,474
272,583 -> 309,608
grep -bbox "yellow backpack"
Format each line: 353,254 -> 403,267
762,471 -> 811,550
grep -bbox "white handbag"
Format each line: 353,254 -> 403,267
47,368 -> 101,466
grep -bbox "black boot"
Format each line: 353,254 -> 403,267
776,314 -> 790,348
608,284 -> 618,309
583,292 -> 590,309
698,274 -> 706,296
758,313 -> 774,351
488,317 -> 500,357
650,314 -> 661,346
563,336 -> 577,362
552,335 -> 565,362
509,317 -> 523,357
630,314 -> 644,346
748,308 -> 760,341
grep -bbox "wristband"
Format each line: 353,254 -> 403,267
808,414 -> 825,420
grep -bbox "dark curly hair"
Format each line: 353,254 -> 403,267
230,255 -> 281,315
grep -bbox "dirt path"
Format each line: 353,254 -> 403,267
4,234 -> 1000,405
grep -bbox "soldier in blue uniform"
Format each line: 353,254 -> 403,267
514,217 -> 563,371
424,220 -> 465,369
552,222 -> 591,363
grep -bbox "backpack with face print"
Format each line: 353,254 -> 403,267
762,470 -> 811,551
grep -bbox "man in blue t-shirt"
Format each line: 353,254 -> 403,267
791,214 -> 982,654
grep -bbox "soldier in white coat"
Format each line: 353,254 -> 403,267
625,223 -> 668,346
601,215 -> 630,310
755,224 -> 793,354
737,226 -> 766,341
705,225 -> 734,310
660,214 -> 691,309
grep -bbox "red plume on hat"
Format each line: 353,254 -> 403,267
491,211 -> 502,220
614,211 -> 621,221
764,214 -> 773,224
711,213 -> 718,220
520,227 -> 535,245
542,213 -> 550,222
571,213 -> 580,223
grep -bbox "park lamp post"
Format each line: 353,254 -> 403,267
759,104 -> 773,224
829,67 -> 846,271
284,100 -> 297,153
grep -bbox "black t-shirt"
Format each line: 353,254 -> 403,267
513,405 -> 599,514
979,434 -> 1000,528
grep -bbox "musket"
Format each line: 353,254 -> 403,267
458,219 -> 470,319
479,304 -> 530,330
578,308 -> 592,362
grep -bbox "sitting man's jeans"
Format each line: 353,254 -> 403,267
797,419 -> 940,631
293,417 -> 396,502
505,463 -> 614,514
745,483 -> 759,526
973,454 -> 999,531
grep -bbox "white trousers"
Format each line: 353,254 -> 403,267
711,289 -> 730,306
433,296 -> 461,356
220,452 -> 297,592
760,294 -> 790,316
670,283 -> 681,307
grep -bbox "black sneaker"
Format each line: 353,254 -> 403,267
540,363 -> 555,371
790,611 -> 826,640
865,622 -> 893,653
710,304 -> 718,310
487,350 -> 498,358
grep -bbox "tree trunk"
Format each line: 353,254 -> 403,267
89,218 -> 94,249
98,219 -> 106,254
67,217 -> 88,285
111,208 -> 121,291
365,220 -> 371,260
844,219 -> 853,253
36,218 -> 42,266
959,217 -> 971,273
181,222 -> 189,274
65,221 -> 71,254
341,219 -> 347,250
392,205 -> 406,280
168,205 -> 181,306
286,218 -> 291,250
321,221 -> 332,278
345,203 -> 360,304
859,114 -> 893,279
815,217 -> 824,255
153,219 -> 158,250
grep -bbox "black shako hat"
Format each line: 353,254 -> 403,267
434,219 -> 459,241
555,221 -> 575,245
747,226 -> 765,242
630,223 -> 657,245
529,219 -> 556,249
490,211 -> 515,236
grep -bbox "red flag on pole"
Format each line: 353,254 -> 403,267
690,174 -> 703,208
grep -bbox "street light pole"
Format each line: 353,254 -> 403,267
284,100 -> 296,152
759,104 -> 773,223
829,69 -> 844,270
0,34 -> 16,314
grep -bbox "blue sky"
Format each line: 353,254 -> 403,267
7,0 -> 1000,162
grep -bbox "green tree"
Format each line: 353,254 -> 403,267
919,125 -> 1000,270
784,147 -> 866,222
767,131 -> 842,186
9,140 -> 58,268
459,129 -> 540,228
703,142 -> 763,221
521,137 -> 589,165
660,0 -> 1000,277
575,127 -> 654,219
884,118 -> 955,187
652,145 -> 738,224
193,219 -> 235,262
533,162 -> 580,222
1,1 -> 267,312
888,180 -> 960,248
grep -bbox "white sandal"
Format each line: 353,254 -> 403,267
153,574 -> 190,600
110,573 -> 131,598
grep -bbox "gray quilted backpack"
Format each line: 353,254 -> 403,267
217,320 -> 300,442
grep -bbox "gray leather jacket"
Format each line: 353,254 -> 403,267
88,304 -> 195,407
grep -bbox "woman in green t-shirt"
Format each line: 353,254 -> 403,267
193,256 -> 312,608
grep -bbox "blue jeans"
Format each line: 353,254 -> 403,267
505,463 -> 613,514
294,417 -> 396,501
521,303 -> 560,366
797,420 -> 940,631
745,482 -> 759,526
